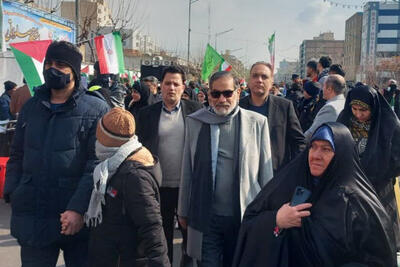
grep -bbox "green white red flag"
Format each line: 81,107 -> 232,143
10,40 -> 52,94
219,60 -> 232,71
268,32 -> 276,72
95,32 -> 125,75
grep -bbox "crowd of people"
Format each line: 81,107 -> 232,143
2,40 -> 400,267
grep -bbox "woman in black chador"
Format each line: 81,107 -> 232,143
232,123 -> 396,267
337,84 -> 400,248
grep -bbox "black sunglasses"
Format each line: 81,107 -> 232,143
210,90 -> 236,99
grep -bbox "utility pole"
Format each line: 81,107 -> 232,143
208,1 -> 211,44
187,0 -> 199,69
75,0 -> 79,44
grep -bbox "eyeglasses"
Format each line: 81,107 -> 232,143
210,90 -> 236,99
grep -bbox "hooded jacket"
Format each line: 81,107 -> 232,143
233,122 -> 396,267
89,148 -> 170,267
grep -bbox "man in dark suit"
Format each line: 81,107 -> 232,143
136,66 -> 201,266
240,62 -> 306,174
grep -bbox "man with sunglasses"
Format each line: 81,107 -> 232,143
178,71 -> 273,267
240,62 -> 306,175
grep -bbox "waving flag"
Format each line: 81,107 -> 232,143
219,60 -> 232,71
10,40 -> 52,94
268,32 -> 276,72
202,44 -> 224,81
95,32 -> 125,74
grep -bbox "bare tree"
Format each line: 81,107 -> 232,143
104,0 -> 147,42
76,0 -> 147,62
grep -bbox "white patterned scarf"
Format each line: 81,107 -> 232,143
84,136 -> 142,227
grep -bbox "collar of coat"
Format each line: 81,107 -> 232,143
34,84 -> 85,112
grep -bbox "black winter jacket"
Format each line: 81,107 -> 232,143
89,155 -> 170,267
4,84 -> 109,247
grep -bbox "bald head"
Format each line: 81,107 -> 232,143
325,74 -> 345,95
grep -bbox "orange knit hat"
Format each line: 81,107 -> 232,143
96,107 -> 136,147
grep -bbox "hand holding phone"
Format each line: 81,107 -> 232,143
290,186 -> 312,206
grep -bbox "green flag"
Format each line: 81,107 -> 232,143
201,44 -> 224,81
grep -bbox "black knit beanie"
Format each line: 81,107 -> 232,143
4,81 -> 16,91
44,41 -> 83,84
304,81 -> 321,97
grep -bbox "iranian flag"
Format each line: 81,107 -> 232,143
219,60 -> 232,71
268,32 -> 276,72
95,32 -> 125,75
10,40 -> 52,94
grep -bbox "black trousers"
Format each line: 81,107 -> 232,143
199,214 -> 241,267
88,224 -> 137,267
20,238 -> 88,267
160,187 -> 193,267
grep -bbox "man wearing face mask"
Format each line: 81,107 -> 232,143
383,79 -> 400,118
3,41 -> 109,267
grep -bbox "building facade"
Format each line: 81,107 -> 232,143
276,59 -> 299,83
299,32 -> 344,78
344,12 -> 363,82
361,1 -> 400,79
61,0 -> 113,62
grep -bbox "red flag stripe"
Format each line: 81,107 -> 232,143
9,40 -> 52,62
94,35 -> 109,74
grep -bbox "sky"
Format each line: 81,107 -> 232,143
136,0 -> 367,68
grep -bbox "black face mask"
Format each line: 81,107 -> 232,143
44,67 -> 71,90
390,84 -> 397,91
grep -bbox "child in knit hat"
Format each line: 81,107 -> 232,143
83,107 -> 170,267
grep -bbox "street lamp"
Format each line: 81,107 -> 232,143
75,0 -> 79,44
187,0 -> 200,67
214,28 -> 234,51
228,48 -> 243,54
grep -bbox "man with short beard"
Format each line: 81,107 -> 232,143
178,71 -> 273,267
240,62 -> 306,174
136,66 -> 201,266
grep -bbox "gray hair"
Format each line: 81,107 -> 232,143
209,71 -> 239,90
325,74 -> 346,95
142,76 -> 158,85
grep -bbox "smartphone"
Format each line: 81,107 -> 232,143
290,186 -> 312,206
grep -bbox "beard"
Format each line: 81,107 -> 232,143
213,102 -> 237,116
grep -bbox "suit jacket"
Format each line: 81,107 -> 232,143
177,107 -> 274,260
304,94 -> 345,139
136,99 -> 202,155
239,95 -> 306,174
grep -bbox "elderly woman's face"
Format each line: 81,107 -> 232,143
308,140 -> 335,177
351,104 -> 371,122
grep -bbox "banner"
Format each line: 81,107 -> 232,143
3,0 -> 75,49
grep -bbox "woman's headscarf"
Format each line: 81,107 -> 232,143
233,122 -> 396,267
197,88 -> 209,106
128,81 -> 150,117
337,85 -> 400,186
